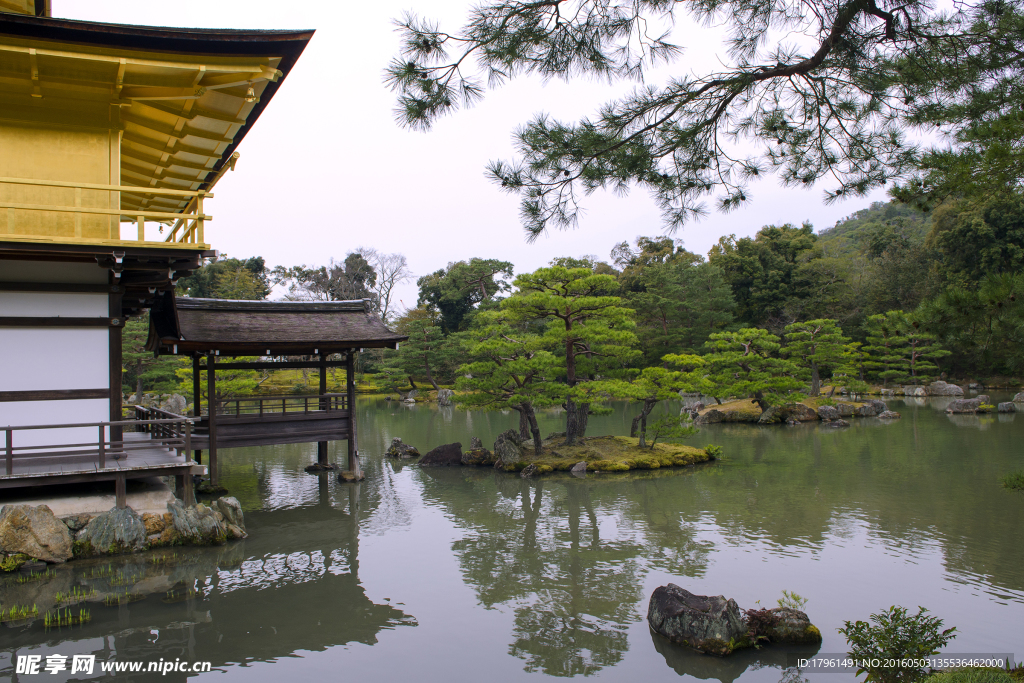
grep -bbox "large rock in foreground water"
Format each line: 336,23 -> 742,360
418,442 -> 463,466
0,505 -> 73,563
648,584 -> 748,656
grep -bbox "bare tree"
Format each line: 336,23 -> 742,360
356,248 -> 414,324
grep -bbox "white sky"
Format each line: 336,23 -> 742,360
57,0 -> 889,310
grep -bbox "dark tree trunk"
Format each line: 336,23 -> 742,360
517,407 -> 530,441
424,362 -> 440,391
520,402 -> 543,454
810,363 -> 821,397
565,399 -> 590,445
408,376 -> 418,390
633,398 -> 657,448
753,392 -> 770,413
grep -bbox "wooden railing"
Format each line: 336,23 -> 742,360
0,176 -> 210,244
204,393 -> 349,418
3,417 -> 192,475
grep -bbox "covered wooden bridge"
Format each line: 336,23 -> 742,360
147,295 -> 405,485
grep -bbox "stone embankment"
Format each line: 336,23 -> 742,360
694,398 -> 897,426
0,497 -> 246,571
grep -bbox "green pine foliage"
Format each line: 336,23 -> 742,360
500,265 -> 639,444
783,319 -> 850,396
456,312 -> 561,451
703,328 -> 805,411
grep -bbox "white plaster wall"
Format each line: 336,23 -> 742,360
1,399 -> 108,448
0,291 -> 107,316
0,328 -> 108,391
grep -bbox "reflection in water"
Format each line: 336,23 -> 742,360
1,395 -> 1022,682
0,472 -> 414,682
651,632 -> 819,683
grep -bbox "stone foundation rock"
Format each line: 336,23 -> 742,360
998,402 -> 1016,413
76,506 -> 148,555
0,505 -> 73,564
168,499 -> 225,545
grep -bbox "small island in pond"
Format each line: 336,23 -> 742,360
393,433 -> 715,476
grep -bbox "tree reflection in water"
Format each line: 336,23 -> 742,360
417,468 -> 713,676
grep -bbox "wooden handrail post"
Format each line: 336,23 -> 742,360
98,425 -> 105,469
5,428 -> 12,475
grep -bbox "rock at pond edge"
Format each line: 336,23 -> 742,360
0,504 -> 73,563
648,584 -> 748,656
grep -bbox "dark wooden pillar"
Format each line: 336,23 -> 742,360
115,472 -> 126,509
346,351 -> 360,479
108,281 -> 123,448
317,353 -> 328,465
207,352 -> 218,485
192,354 -> 202,464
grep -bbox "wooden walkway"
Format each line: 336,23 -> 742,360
2,422 -> 198,506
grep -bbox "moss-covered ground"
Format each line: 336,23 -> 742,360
502,435 -> 713,475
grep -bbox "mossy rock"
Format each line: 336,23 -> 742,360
509,435 -> 712,477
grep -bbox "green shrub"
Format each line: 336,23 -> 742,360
778,589 -> 808,610
929,669 -> 1014,683
1001,470 -> 1024,492
839,606 -> 956,683
704,444 -> 723,458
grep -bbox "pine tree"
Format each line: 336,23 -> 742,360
626,354 -> 709,448
863,311 -> 910,387
501,265 -> 639,445
456,313 -> 560,452
783,319 -> 850,396
902,317 -> 951,384
394,308 -> 459,391
703,328 -> 804,412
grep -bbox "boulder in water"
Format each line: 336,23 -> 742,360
817,405 -> 840,421
647,584 -> 748,656
520,464 -> 538,478
419,442 -> 463,467
493,430 -> 523,470
385,438 -> 420,458
997,402 -> 1016,413
436,389 -> 454,406
878,411 -> 901,419
461,448 -> 497,466
946,398 -> 982,414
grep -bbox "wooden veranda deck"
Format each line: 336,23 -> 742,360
1,418 -> 199,506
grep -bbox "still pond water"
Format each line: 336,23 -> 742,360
1,395 -> 1022,682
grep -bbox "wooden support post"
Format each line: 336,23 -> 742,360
115,473 -> 126,509
98,425 -> 106,469
192,355 -> 202,464
5,428 -> 12,475
108,281 -> 123,448
183,467 -> 195,506
207,352 -> 218,486
346,351 -> 360,479
318,353 -> 328,465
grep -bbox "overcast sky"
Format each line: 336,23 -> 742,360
59,1 -> 890,310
